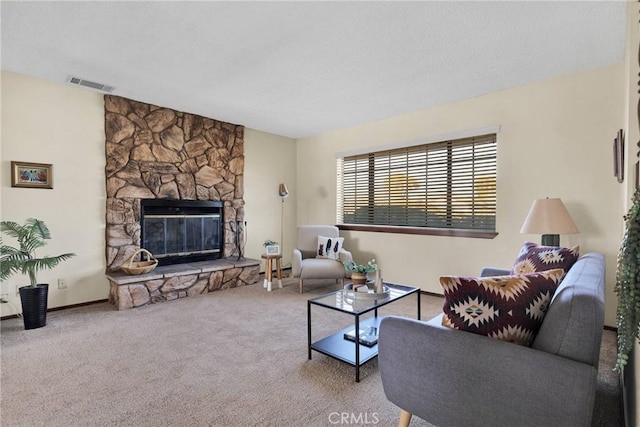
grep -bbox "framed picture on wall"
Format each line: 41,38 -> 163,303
11,161 -> 53,189
613,130 -> 624,184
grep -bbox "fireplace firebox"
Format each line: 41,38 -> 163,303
140,199 -> 224,266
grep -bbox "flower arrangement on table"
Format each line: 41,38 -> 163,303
343,258 -> 377,286
263,239 -> 280,255
343,258 -> 378,274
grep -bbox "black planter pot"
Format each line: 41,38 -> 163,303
19,284 -> 49,330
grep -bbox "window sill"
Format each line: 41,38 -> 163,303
336,224 -> 498,239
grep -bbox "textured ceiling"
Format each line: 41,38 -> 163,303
1,1 -> 627,139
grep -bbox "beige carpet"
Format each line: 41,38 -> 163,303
1,278 -> 621,427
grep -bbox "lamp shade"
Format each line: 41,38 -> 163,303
520,198 -> 579,235
278,183 -> 289,198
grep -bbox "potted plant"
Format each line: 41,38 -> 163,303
615,188 -> 640,372
0,218 -> 75,330
343,258 -> 378,285
263,239 -> 280,255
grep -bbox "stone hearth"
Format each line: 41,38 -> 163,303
107,258 -> 259,310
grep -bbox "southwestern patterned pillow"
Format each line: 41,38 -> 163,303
511,242 -> 579,275
440,269 -> 565,346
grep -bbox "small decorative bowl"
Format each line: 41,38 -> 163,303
343,283 -> 390,300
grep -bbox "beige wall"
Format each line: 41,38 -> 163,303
297,63 -> 625,327
1,71 -> 107,316
0,71 -> 298,316
244,128 -> 297,268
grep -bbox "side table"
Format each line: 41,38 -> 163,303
261,254 -> 282,291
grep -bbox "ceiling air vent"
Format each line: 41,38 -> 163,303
68,76 -> 115,93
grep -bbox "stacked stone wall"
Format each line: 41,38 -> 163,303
104,95 -> 245,272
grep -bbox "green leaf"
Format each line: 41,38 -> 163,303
615,188 -> 640,372
0,218 -> 74,286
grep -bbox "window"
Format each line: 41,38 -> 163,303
337,133 -> 497,237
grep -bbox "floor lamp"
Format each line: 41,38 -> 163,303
278,183 -> 289,255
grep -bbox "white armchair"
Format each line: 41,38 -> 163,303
291,225 -> 353,293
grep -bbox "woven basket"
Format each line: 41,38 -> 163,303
120,248 -> 158,275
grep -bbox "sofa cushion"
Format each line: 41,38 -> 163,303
316,236 -> 344,260
296,225 -> 340,259
531,253 -> 606,366
511,241 -> 579,275
440,269 -> 565,346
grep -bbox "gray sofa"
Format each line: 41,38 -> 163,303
378,252 -> 606,427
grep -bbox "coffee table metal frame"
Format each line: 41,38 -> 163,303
307,283 -> 420,382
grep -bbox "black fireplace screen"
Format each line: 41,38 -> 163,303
140,200 -> 223,265
143,214 -> 221,256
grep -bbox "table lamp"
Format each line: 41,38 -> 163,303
520,197 -> 579,246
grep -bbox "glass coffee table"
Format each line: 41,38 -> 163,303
307,282 -> 420,382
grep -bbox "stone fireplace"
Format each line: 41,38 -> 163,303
104,95 -> 259,309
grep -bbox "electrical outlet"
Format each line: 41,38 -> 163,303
57,279 -> 67,290
15,285 -> 19,296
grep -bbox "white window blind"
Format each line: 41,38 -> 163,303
337,134 -> 497,231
